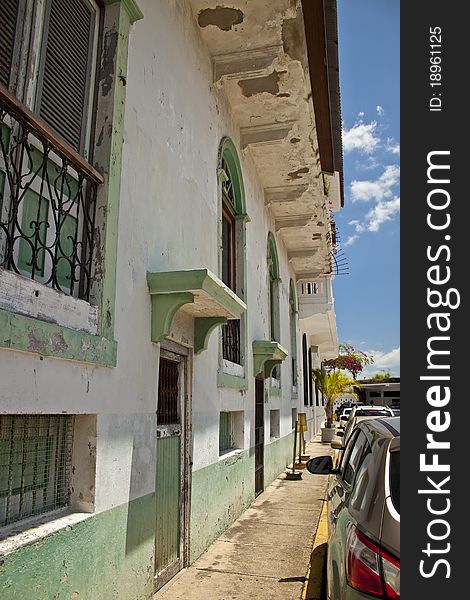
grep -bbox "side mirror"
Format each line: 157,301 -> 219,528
306,455 -> 334,475
336,431 -> 344,437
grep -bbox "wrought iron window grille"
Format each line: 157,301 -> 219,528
0,86 -> 103,301
221,157 -> 236,212
222,319 -> 241,365
157,358 -> 180,425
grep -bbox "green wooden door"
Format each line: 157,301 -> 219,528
154,352 -> 187,591
155,434 -> 181,575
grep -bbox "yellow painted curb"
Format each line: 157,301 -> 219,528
302,500 -> 329,600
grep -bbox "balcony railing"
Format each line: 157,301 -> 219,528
0,85 -> 103,301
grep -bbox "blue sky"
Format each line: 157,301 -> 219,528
334,0 -> 400,377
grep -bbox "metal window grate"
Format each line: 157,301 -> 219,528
0,415 -> 74,527
221,156 -> 236,211
157,358 -> 180,425
222,319 -> 241,365
0,88 -> 101,300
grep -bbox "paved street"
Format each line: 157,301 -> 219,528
154,436 -> 333,600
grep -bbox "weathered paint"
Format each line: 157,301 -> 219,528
189,431 -> 295,563
0,308 -> 117,366
0,493 -> 155,600
155,436 -> 181,575
197,7 -> 244,31
0,0 -> 141,366
91,1 -> 139,345
263,431 -> 295,487
0,2 -> 339,599
189,449 -> 255,563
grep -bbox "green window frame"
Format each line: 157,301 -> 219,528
217,138 -> 249,388
0,1 -> 143,367
219,412 -> 233,454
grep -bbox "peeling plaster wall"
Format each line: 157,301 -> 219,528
0,0 -> 317,593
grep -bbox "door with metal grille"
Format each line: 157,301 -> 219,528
154,349 -> 189,591
255,377 -> 264,496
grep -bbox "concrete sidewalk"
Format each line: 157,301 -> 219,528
154,436 -> 333,600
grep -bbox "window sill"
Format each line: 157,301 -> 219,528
0,307 -> 117,367
218,448 -> 244,463
0,509 -> 93,556
0,269 -> 98,335
221,359 -> 244,377
217,369 -> 248,391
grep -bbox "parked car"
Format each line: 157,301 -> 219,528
336,404 -> 350,418
339,407 -> 353,427
307,418 -> 400,600
340,406 -> 394,446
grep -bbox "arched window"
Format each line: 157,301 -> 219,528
289,280 -> 298,389
267,233 -> 281,379
267,233 -> 280,343
302,333 -> 309,406
218,138 -> 247,367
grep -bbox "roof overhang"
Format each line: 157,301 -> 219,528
301,0 -> 344,205
188,0 -> 344,277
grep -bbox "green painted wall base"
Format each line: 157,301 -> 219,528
0,432 -> 296,598
189,431 -> 294,563
263,432 -> 295,487
190,450 -> 255,563
0,494 -> 155,600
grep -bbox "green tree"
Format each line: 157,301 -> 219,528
370,372 -> 392,380
313,369 -> 358,428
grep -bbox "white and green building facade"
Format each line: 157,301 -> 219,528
0,0 -> 343,597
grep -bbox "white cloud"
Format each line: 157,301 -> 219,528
366,197 -> 400,232
376,105 -> 385,116
344,235 -> 359,247
386,137 -> 400,155
349,197 -> 400,235
361,347 -> 400,378
343,120 -> 380,154
350,164 -> 400,202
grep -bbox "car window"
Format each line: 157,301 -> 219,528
390,450 -> 400,513
343,418 -> 356,442
342,430 -> 368,486
350,442 -> 373,510
355,409 -> 391,417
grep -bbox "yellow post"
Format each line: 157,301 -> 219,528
297,413 -> 308,462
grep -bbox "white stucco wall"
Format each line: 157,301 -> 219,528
0,0 -> 316,514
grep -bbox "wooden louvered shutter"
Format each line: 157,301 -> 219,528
0,0 -> 21,88
37,0 -> 97,154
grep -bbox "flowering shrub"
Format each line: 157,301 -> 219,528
323,343 -> 373,380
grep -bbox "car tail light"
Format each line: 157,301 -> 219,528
346,527 -> 400,598
381,548 -> 400,599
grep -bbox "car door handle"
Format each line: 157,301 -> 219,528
330,509 -> 338,523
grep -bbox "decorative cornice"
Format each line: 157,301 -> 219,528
102,0 -> 144,23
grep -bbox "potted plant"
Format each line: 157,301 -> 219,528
313,369 -> 358,442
